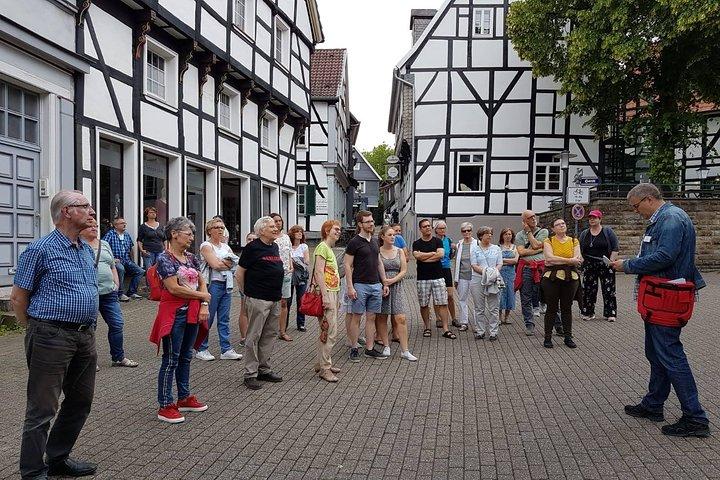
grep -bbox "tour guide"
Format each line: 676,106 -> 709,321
612,182 -> 709,438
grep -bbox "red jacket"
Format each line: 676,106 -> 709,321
149,290 -> 208,353
514,259 -> 545,291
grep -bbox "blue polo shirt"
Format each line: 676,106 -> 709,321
439,236 -> 452,269
14,229 -> 99,323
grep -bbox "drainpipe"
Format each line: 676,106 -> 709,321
393,69 -> 415,234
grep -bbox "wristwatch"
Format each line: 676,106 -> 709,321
201,301 -> 209,306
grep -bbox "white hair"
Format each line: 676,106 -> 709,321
165,217 -> 195,239
254,216 -> 275,235
434,220 -> 447,230
50,190 -> 84,224
460,222 -> 473,231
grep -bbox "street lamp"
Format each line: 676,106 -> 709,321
554,150 -> 576,220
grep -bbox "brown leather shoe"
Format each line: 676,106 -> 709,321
318,370 -> 339,382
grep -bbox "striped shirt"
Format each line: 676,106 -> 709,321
103,229 -> 134,262
14,229 -> 99,323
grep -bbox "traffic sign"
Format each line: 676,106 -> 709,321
571,204 -> 585,220
578,177 -> 600,186
566,186 -> 590,204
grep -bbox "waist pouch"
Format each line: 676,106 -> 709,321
637,276 -> 695,327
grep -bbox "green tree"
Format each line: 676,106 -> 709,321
361,143 -> 394,180
507,0 -> 720,184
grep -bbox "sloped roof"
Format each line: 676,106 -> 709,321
310,48 -> 346,98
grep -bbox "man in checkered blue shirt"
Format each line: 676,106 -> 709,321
11,190 -> 100,479
103,216 -> 145,301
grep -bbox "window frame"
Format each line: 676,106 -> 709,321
144,38 -> 178,108
455,152 -> 485,193
274,17 -> 290,67
233,0 -> 254,37
217,86 -> 240,136
297,183 -> 306,215
533,152 -> 563,193
473,8 -> 494,37
260,112 -> 277,152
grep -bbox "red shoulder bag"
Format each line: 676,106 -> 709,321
637,276 -> 696,328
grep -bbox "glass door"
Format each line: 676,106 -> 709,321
186,165 -> 205,253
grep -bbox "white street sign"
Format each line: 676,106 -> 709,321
566,187 -> 590,205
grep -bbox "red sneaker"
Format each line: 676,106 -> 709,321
157,404 -> 185,423
177,395 -> 208,412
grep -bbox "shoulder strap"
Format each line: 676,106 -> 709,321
579,229 -> 588,245
94,242 -> 102,268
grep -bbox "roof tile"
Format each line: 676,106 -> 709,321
311,48 -> 346,98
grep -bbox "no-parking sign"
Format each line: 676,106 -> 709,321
571,204 -> 585,220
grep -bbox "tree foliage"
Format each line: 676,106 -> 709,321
507,0 -> 720,183
361,143 -> 394,180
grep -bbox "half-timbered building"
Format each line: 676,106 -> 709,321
388,3 -> 602,237
73,0 -> 323,252
297,48 -> 359,233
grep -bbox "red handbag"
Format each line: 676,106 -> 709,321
299,258 -> 324,318
637,276 -> 696,328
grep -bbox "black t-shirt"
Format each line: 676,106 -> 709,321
239,238 -> 284,301
345,235 -> 380,284
137,223 -> 166,253
580,227 -> 618,260
412,237 -> 444,280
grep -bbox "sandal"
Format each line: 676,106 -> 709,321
458,325 -> 468,331
423,328 -> 432,337
442,331 -> 457,339
279,333 -> 293,342
391,338 -> 400,343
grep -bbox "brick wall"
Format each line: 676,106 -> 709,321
538,198 -> 720,269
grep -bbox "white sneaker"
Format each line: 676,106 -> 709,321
401,350 -> 418,362
540,304 -> 547,314
382,346 -> 391,357
220,349 -> 243,360
581,314 -> 596,321
195,350 -> 215,361
607,316 -> 616,322
533,307 -> 541,317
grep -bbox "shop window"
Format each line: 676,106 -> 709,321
262,185 -> 272,216
186,165 -> 206,252
456,153 -> 484,192
99,139 -> 124,235
143,152 -> 169,225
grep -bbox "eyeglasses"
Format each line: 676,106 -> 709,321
67,203 -> 92,210
461,229 -> 472,233
631,196 -> 648,210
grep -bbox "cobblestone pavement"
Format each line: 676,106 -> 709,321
1,273 -> 719,480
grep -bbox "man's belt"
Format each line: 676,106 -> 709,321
31,318 -> 93,332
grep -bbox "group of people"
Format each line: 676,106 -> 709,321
9,182 -> 711,478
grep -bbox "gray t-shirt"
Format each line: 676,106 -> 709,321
459,242 -> 473,281
515,228 -> 548,262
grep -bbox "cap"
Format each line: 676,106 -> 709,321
588,210 -> 603,218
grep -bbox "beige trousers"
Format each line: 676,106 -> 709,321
244,296 -> 280,379
317,291 -> 338,371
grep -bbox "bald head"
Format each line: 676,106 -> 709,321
522,210 -> 538,229
521,210 -> 535,220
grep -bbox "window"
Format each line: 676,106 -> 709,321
234,0 -> 246,29
262,186 -> 272,215
456,153 -> 484,192
261,114 -> 277,151
144,39 -> 178,107
473,8 -> 493,37
233,0 -> 254,35
99,139 -> 124,235
146,50 -> 166,99
143,152 -> 169,225
261,116 -> 270,149
0,81 -> 39,144
275,18 -> 290,66
186,165 -> 206,253
297,129 -> 306,147
534,152 -> 562,191
218,92 -> 231,129
217,87 -> 240,135
297,184 -> 306,215
357,181 -> 366,194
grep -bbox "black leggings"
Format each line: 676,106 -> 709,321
541,277 -> 579,339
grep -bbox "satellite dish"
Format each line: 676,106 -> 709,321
386,155 -> 400,164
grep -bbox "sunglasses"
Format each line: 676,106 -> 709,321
461,229 -> 472,233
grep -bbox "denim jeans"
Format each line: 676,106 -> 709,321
520,267 -> 538,327
116,260 -> 144,296
143,252 -> 161,270
98,291 -> 125,361
287,281 -> 307,328
157,309 -> 198,407
20,319 -> 96,479
199,281 -> 232,353
641,322 -> 708,424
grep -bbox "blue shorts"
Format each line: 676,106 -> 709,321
349,283 -> 383,314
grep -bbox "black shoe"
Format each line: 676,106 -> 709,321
564,336 -> 577,348
661,417 -> 710,438
452,320 -> 461,328
298,326 -> 306,332
624,403 -> 664,422
555,326 -> 565,336
489,334 -> 498,341
47,458 -> 97,477
543,339 -> 553,348
364,348 -> 387,359
244,377 -> 263,390
257,372 -> 283,382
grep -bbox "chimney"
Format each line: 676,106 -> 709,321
410,9 -> 437,45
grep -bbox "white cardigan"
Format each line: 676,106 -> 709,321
453,239 -> 481,282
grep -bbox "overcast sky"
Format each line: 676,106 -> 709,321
315,0 -> 435,152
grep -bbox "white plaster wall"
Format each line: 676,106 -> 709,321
291,82 -> 306,112
243,139 -> 259,174
273,68 -> 289,98
493,137 -> 530,157
507,192 -> 527,214
452,40 -> 467,68
416,192 -> 446,215
201,77 -> 215,115
202,119 -> 215,159
494,103 -> 530,134
260,154 -> 276,180
183,65 -> 199,109
278,0 -> 295,18
242,101 -> 259,137
295,1 -> 312,40
508,173 -> 529,190
231,34 -> 254,68
110,78 -> 133,131
141,102 -> 178,147
471,40 -> 503,67
412,40 -> 449,70
90,5 -> 133,76
204,0 -> 225,16
183,110 -> 199,154
84,68 -> 118,127
450,103 -> 488,134
84,27 -> 97,58
462,71 -> 490,99
434,8 -> 456,36
450,137 -> 487,150
415,105 -> 447,136
218,137 -> 239,169
255,56 -> 271,84
495,71 -> 531,100
161,0 -> 195,28
257,1 -> 272,25
450,73 -> 477,101
507,44 -> 529,69
531,196 -> 552,213
2,0 -> 75,51
416,72 -> 447,102
448,196 -> 484,214
416,165 -> 445,189
493,159 -> 528,172
201,10 -> 226,49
